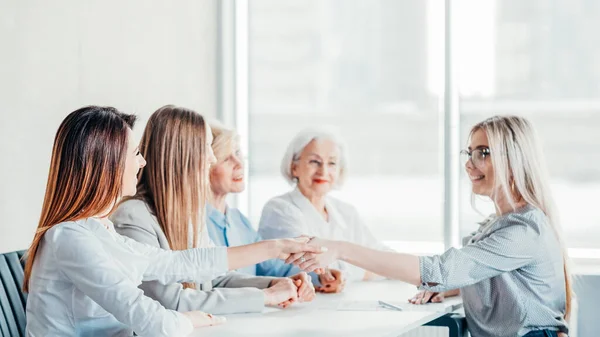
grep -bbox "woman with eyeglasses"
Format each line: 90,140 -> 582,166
289,116 -> 571,337
258,129 -> 391,293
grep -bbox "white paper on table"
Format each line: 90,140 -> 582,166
335,300 -> 389,311
336,299 -> 462,313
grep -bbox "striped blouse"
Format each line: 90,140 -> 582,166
419,205 -> 568,337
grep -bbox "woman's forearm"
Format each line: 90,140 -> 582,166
333,241 -> 422,286
227,241 -> 278,270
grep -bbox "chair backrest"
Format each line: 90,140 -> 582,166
0,250 -> 27,337
574,274 -> 600,337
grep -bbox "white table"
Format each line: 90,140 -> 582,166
190,280 -> 463,337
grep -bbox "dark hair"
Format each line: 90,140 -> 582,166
23,106 -> 136,292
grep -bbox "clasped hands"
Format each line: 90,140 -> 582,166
264,272 -> 315,308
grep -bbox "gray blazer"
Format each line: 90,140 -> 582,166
110,199 -> 277,314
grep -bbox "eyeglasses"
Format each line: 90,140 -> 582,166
460,148 -> 490,168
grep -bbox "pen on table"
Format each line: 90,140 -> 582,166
378,300 -> 403,311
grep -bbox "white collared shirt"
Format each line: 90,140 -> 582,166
258,188 -> 389,281
26,217 -> 229,337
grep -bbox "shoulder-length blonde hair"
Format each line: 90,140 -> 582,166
209,121 -> 240,162
470,115 -> 572,321
23,106 -> 136,292
133,105 -> 210,256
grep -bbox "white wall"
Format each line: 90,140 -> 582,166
0,0 -> 219,253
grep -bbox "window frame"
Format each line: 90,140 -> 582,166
217,0 -> 600,263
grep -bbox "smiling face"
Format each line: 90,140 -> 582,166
121,128 -> 146,197
465,129 -> 494,197
210,145 -> 245,195
292,139 -> 340,198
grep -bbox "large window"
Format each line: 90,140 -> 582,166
247,0 -> 444,253
235,0 -> 600,258
455,0 -> 600,261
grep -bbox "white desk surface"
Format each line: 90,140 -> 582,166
190,280 -> 463,337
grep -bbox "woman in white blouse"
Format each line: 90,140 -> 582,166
22,106 -> 324,337
258,129 -> 388,289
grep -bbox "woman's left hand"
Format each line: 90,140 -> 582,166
316,269 -> 345,293
288,272 -> 316,302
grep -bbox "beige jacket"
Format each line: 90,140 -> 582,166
110,199 -> 277,314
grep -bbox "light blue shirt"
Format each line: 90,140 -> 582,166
206,204 -> 319,284
25,217 -> 228,337
419,205 -> 568,336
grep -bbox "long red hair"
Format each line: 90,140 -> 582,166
23,106 -> 136,292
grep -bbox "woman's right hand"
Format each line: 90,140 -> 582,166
285,237 -> 338,272
182,311 -> 226,328
263,278 -> 299,308
274,237 -> 327,260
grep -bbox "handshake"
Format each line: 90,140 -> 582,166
263,272 -> 314,308
275,236 -> 338,274
184,236 -> 344,329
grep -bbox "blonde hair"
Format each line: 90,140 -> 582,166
210,121 -> 240,162
470,115 -> 572,321
130,105 -> 211,288
280,128 -> 348,188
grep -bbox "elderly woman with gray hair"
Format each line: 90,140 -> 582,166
258,129 -> 388,291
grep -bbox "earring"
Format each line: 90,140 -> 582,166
511,179 -> 523,202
